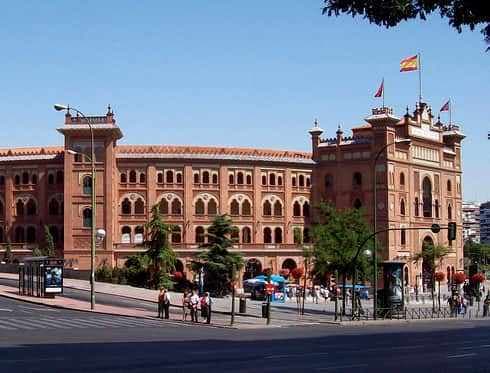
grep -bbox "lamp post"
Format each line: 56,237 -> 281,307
54,104 -> 97,310
372,138 -> 411,319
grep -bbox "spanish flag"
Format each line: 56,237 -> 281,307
400,55 -> 418,72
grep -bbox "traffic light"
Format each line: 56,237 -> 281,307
448,222 -> 456,241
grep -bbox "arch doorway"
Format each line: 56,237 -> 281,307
282,258 -> 297,271
243,259 -> 262,280
422,236 -> 434,291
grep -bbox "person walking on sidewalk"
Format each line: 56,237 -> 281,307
182,290 -> 190,321
162,288 -> 171,319
484,293 -> 490,317
190,290 -> 200,323
200,292 -> 212,324
158,288 -> 165,319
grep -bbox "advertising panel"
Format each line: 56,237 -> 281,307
44,265 -> 63,294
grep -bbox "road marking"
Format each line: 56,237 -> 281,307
0,321 -> 16,330
14,318 -> 50,329
0,318 -> 36,330
447,353 -> 477,359
27,318 -> 71,329
51,318 -> 92,328
265,352 -> 329,359
0,308 -> 12,312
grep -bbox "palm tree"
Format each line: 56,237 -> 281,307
412,244 -> 449,312
197,214 -> 244,296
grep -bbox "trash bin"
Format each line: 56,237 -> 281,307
261,302 -> 269,318
239,297 -> 247,313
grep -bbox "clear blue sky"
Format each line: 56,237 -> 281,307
1,1 -> 489,201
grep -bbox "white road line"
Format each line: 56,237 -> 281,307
0,318 -> 37,330
49,318 -> 92,329
12,318 -> 50,329
69,318 -> 108,328
0,309 -> 13,312
447,353 -> 477,359
27,318 -> 71,329
19,306 -> 58,312
83,318 -> 139,328
0,321 -> 16,330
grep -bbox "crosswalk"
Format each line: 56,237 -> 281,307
0,316 -> 172,331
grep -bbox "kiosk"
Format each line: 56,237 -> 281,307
19,257 -> 64,298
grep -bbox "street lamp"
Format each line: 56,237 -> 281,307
372,138 -> 411,319
54,104 -> 97,310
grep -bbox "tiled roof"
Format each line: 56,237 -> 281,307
116,145 -> 313,164
0,146 -> 64,162
351,123 -> 372,130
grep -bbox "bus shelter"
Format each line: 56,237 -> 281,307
19,257 -> 64,298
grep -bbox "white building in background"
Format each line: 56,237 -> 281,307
463,202 -> 481,243
480,202 -> 490,244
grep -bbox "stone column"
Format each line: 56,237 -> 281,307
183,165 -> 193,244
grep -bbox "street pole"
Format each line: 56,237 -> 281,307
351,267 -> 356,320
334,270 -> 338,321
301,259 -> 308,316
230,266 -> 235,326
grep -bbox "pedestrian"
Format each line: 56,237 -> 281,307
200,292 -> 212,324
162,288 -> 171,319
312,286 -> 319,304
158,288 -> 165,319
182,290 -> 190,321
483,294 -> 490,317
190,290 -> 200,323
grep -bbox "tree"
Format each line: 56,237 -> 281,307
42,225 -> 55,257
322,1 -> 490,49
197,215 -> 244,296
3,243 -> 13,263
411,243 -> 449,311
464,240 -> 490,267
312,203 -> 373,315
144,205 -> 177,289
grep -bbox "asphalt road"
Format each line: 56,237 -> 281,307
1,296 -> 490,372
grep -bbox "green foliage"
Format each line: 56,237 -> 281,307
312,203 -> 373,282
322,0 -> 490,48
464,241 -> 490,266
95,264 -> 113,282
42,225 -> 55,257
197,214 -> 244,296
411,244 -> 450,270
3,243 -> 13,263
31,247 -> 43,257
124,253 -> 151,287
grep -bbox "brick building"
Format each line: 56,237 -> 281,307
0,102 -> 464,287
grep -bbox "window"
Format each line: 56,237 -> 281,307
278,176 -> 283,186
292,177 -> 296,187
139,173 -> 146,184
273,201 -> 282,216
120,173 -> 127,183
14,175 -> 20,185
134,226 -> 144,244
422,177 -> 432,217
196,226 -> 205,243
400,199 -> 406,216
83,208 -> 92,228
353,199 -> 362,209
121,226 -> 131,243
246,175 -> 252,185
229,174 -> 234,185
237,172 -> 244,185
261,175 -> 267,185
22,172 -> 29,185
242,227 -> 251,244
435,200 -> 439,218
122,198 -> 132,215
353,172 -> 362,187
400,172 -> 405,186
157,173 -> 163,183
195,199 -> 205,215
26,199 -> 36,216
194,173 -> 200,184
159,199 -> 169,214
15,226 -> 24,242
0,175 -> 5,186
263,201 -> 272,216
274,227 -> 283,244
202,171 -> 210,184
231,227 -> 239,242
401,229 -> 406,245
415,197 -> 420,217
448,204 -> 452,220
208,199 -> 217,215
302,202 -> 310,218
129,170 -> 137,183
16,200 -> 24,216
269,173 -> 276,186
83,176 -> 92,195
171,226 -> 182,244
49,174 -> 56,185
49,199 -> 60,216
447,180 -> 452,192
56,171 -> 64,184
31,174 -> 37,185
306,177 -> 310,187
134,198 -> 145,214
325,175 -> 333,190
242,200 -> 251,216
293,201 -> 301,217
299,175 -> 305,187
263,228 -> 272,243
293,227 -> 302,244
176,173 -> 182,184
212,173 -> 218,184
171,199 -> 182,215
230,200 -> 240,215
166,171 -> 174,184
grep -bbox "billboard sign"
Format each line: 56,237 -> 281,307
44,265 -> 63,294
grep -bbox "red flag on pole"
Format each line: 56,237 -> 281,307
374,79 -> 384,98
440,100 -> 450,112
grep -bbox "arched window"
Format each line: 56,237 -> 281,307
134,198 -> 145,215
274,227 -> 283,244
176,173 -> 182,184
293,201 -> 301,217
447,180 -> 452,192
166,170 -> 174,184
171,199 -> 182,215
212,173 -> 218,184
293,227 -> 302,244
306,177 -> 311,187
246,175 -> 252,185
278,176 -> 283,186
268,173 -> 275,186
325,174 -> 333,190
16,200 -> 24,216
292,176 -> 297,187
353,199 -> 362,209
56,171 -> 64,184
121,198 -> 132,215
303,202 -> 310,218
139,173 -> 146,184
400,172 -> 405,186
49,199 -> 59,216
229,174 -> 234,185
195,199 -> 205,215
303,228 -> 310,243
448,204 -> 452,220
401,228 -> 406,245
299,175 -> 305,187
263,227 -> 272,243
261,175 -> 267,185
415,197 -> 420,217
263,200 -> 272,216
121,226 -> 131,243
129,170 -> 137,183
83,208 -> 92,228
49,226 -> 59,244
134,226 -> 144,244
400,199 -> 406,216
0,175 -> 4,186
26,199 -> 36,216
194,173 -> 200,184
15,226 -> 24,242
353,172 -> 362,187
230,200 -> 240,215
273,201 -> 282,216
22,172 -> 29,184
14,175 -> 20,185
422,177 -> 432,217
237,172 -> 244,185
171,226 -> 182,244
202,171 -> 210,184
31,174 -> 37,185
120,173 -> 127,183
83,176 -> 92,195
195,226 -> 205,243
231,226 -> 239,242
48,174 -> 55,185
159,199 -> 169,215
242,227 -> 251,244
0,201 -> 3,217
208,199 -> 218,215
435,200 -> 440,218
157,173 -> 163,184
242,200 -> 251,216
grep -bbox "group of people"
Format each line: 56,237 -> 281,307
157,288 -> 212,324
448,293 -> 468,316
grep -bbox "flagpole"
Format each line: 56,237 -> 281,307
382,78 -> 385,108
449,98 -> 452,126
418,53 -> 422,102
